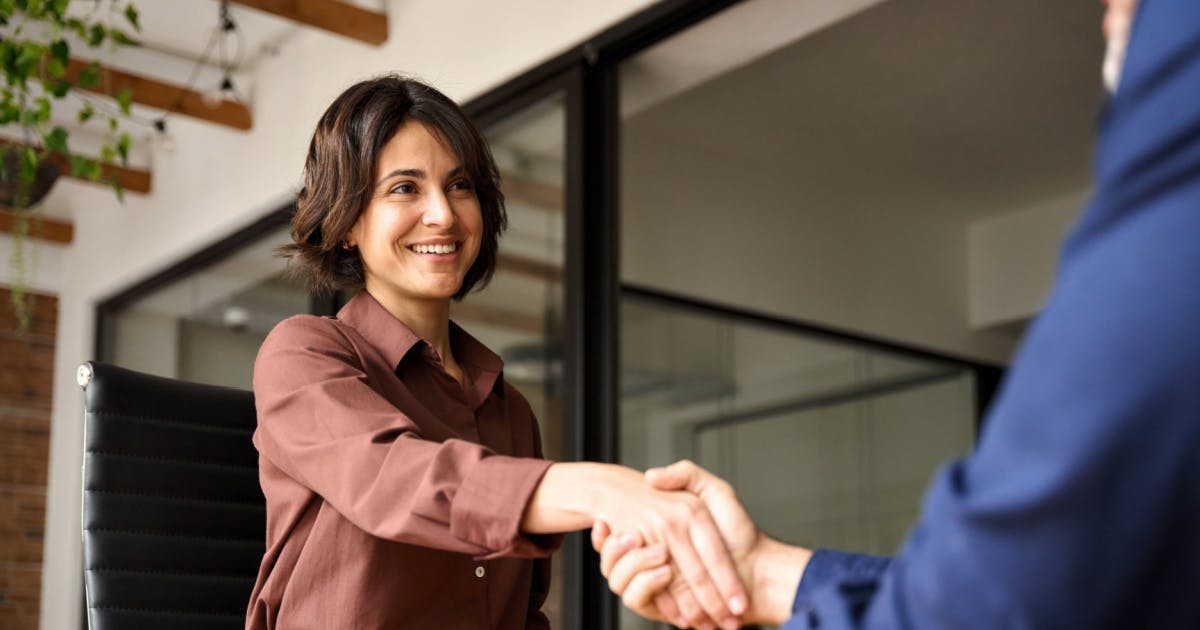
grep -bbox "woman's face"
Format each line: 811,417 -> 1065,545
347,120 -> 483,306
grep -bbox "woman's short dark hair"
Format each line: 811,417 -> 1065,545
282,75 -> 506,300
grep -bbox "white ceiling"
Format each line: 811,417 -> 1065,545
623,0 -> 1105,223
97,0 -> 383,68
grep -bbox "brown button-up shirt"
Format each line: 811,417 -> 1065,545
246,291 -> 561,629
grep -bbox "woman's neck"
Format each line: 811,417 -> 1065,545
364,285 -> 457,373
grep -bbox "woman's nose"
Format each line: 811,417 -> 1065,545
422,191 -> 455,227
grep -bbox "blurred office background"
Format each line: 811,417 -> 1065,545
0,1 -> 1102,628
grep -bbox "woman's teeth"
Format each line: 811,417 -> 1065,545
411,243 -> 457,254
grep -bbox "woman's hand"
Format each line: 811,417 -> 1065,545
521,462 -> 747,629
591,528 -> 679,624
593,461 -> 812,627
593,522 -> 724,629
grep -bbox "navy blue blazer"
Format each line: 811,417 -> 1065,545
787,1 -> 1200,627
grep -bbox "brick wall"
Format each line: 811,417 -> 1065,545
0,289 -> 56,630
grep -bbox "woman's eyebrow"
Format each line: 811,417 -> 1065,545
376,168 -> 424,187
375,165 -> 465,187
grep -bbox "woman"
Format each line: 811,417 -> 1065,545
246,75 -> 746,630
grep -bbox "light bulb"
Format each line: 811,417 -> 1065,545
222,305 -> 250,330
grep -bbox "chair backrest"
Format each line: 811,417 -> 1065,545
78,361 -> 264,630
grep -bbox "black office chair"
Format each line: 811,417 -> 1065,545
77,361 -> 265,630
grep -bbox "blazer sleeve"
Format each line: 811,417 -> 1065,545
252,315 -> 556,560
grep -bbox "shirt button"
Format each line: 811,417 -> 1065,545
475,565 -> 486,578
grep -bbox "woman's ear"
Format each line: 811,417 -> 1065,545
343,219 -> 361,249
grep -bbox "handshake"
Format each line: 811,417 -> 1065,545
589,461 -> 811,630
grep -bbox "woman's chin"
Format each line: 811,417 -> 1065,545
413,282 -> 464,301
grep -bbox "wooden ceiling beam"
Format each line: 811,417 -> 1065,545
2,140 -> 152,194
229,0 -> 388,46
0,209 -> 73,244
43,150 -> 152,194
64,58 -> 253,131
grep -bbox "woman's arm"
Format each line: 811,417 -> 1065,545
522,462 -> 748,630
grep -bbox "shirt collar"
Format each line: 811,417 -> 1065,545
337,291 -> 506,400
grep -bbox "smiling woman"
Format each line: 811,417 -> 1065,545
246,75 -> 750,630
344,121 -> 486,353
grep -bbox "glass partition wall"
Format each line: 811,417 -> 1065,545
619,290 -> 976,630
455,93 -> 568,626
101,222 -> 302,388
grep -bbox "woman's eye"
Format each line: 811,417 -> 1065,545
389,182 -> 416,195
448,179 -> 473,192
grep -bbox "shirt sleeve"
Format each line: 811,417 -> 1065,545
252,315 -> 557,560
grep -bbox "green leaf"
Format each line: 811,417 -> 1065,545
100,145 -> 116,163
87,24 -> 106,47
77,102 -> 94,123
108,115 -> 118,131
16,42 -> 43,79
46,58 -> 65,78
108,29 -> 141,47
77,62 -> 100,88
34,96 -> 50,122
43,125 -> 68,154
124,4 -> 140,31
0,102 -> 18,124
75,156 -> 103,181
21,147 -> 38,184
110,179 -> 124,203
115,88 -> 133,116
69,154 -> 93,177
65,18 -> 87,40
50,0 -> 68,16
50,79 -> 70,98
116,132 -> 130,165
49,38 -> 68,66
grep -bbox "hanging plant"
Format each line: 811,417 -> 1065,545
1,0 -> 141,332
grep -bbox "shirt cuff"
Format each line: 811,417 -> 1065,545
451,454 -> 563,559
792,549 -> 893,617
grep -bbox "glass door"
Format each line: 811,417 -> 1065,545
471,92 -> 569,627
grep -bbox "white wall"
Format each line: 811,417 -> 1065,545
968,191 -> 1088,328
110,308 -> 179,377
39,2 -> 660,628
620,125 -> 1024,366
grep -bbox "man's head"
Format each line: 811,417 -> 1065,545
1103,0 -> 1140,93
